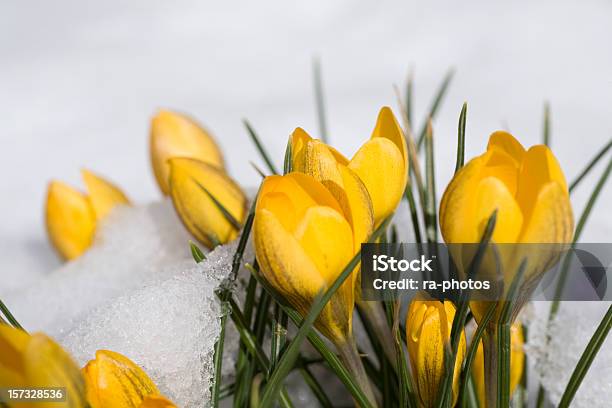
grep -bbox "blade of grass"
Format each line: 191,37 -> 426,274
459,303 -> 497,406
558,303 -> 612,407
313,57 -> 329,143
543,102 -> 551,147
497,261 -> 527,408
283,137 -> 293,174
189,240 -> 206,263
244,119 -> 279,175
569,139 -> 612,193
424,121 -> 438,244
212,196 -> 257,407
0,298 -> 24,331
406,70 -> 414,127
455,102 -> 467,174
437,210 -> 497,408
298,365 -> 334,408
246,264 -> 375,408
249,161 -> 267,179
258,251 -> 365,407
192,179 -> 242,231
416,69 -> 454,150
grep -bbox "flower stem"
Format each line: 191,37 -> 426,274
337,337 -> 378,408
483,327 -> 498,408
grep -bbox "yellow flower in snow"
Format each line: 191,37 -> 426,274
291,106 -> 408,227
150,110 -> 225,195
45,169 -> 130,260
168,157 -> 247,248
0,324 -> 87,407
406,296 -> 466,408
473,322 -> 525,407
83,350 -> 175,408
253,173 -> 357,345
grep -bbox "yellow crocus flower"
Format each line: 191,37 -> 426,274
45,170 -> 130,260
0,325 -> 87,407
83,350 -> 175,408
168,157 -> 247,248
253,172 -> 356,345
291,106 -> 408,227
439,131 -> 573,320
406,296 -> 466,408
473,322 -> 525,407
150,110 -> 225,195
439,131 -> 573,245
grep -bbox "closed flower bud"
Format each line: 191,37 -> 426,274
439,132 -> 574,322
253,173 -> 356,345
406,296 -> 466,408
0,325 -> 87,407
83,350 -> 174,408
150,110 -> 225,195
168,157 -> 246,248
45,170 -> 130,260
473,322 -> 525,407
291,106 -> 407,227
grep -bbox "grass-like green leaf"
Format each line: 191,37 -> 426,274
0,298 -> 24,331
405,70 -> 414,128
460,303 -> 497,406
455,102 -> 467,174
244,119 -> 280,175
437,210 -> 497,408
189,240 -> 206,263
192,179 -> 242,231
425,121 -> 438,244
542,102 -> 551,147
246,263 -> 375,408
558,304 -> 612,407
417,69 -> 454,149
313,57 -> 329,143
569,139 -> 612,193
283,137 -> 293,175
497,261 -> 527,408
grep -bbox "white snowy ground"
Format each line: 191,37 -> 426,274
1,0 -> 611,407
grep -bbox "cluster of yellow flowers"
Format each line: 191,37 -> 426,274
0,325 -> 176,407
5,104 -> 574,407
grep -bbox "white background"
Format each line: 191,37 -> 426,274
1,0 -> 611,285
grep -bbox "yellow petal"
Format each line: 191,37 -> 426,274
519,181 -> 573,244
473,177 -> 523,243
474,322 -> 525,408
139,395 -> 177,408
0,325 -> 87,407
486,131 -> 526,165
168,158 -> 246,248
83,350 -> 159,408
45,181 -> 96,260
257,173 -> 343,233
150,110 -> 224,195
349,137 -> 405,224
371,107 -> 408,173
254,207 -> 351,344
516,145 -> 569,228
82,169 -> 130,220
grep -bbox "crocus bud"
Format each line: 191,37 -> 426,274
406,296 -> 466,408
473,322 -> 525,407
291,106 -> 407,227
439,132 -> 574,322
45,171 -> 130,260
168,157 -> 246,248
150,110 -> 225,195
0,325 -> 87,407
83,350 -> 173,408
253,173 -> 357,345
